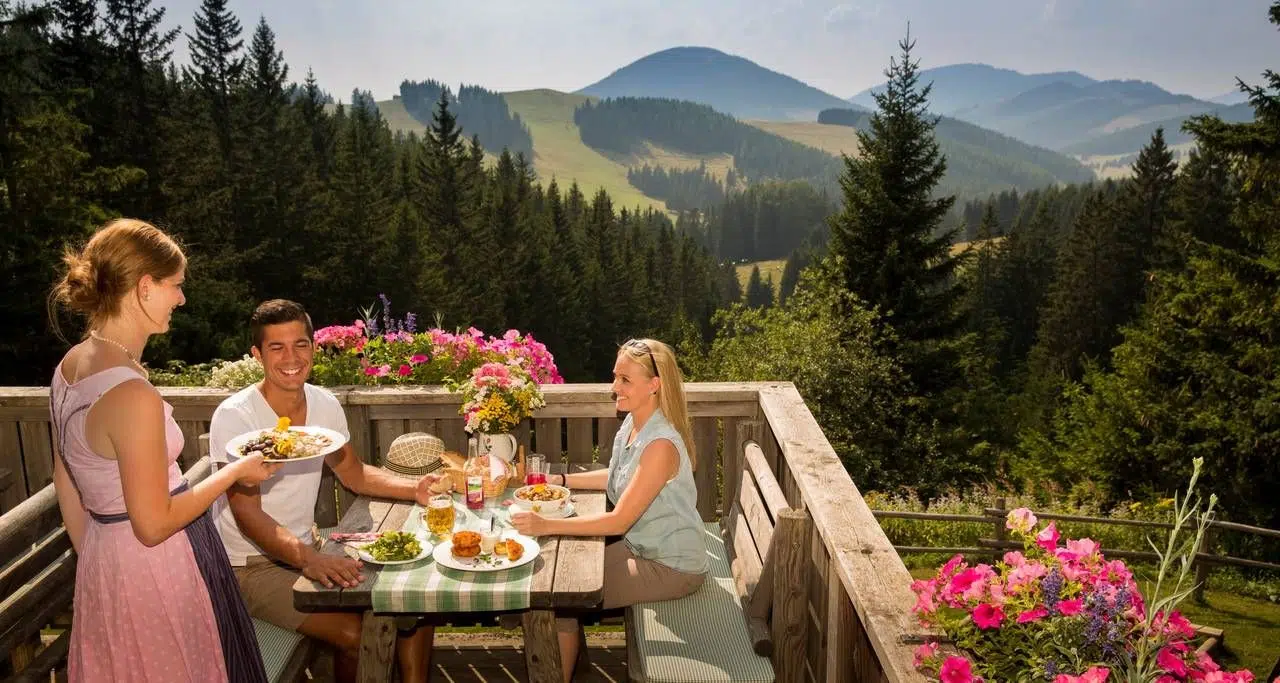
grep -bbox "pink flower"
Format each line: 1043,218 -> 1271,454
1162,611 -> 1196,639
1158,646 -> 1189,677
940,554 -> 966,577
1016,606 -> 1048,624
1007,561 -> 1048,589
1056,598 -> 1083,616
912,642 -> 939,668
911,579 -> 938,614
971,603 -> 1004,629
1003,551 -> 1027,567
1196,652 -> 1221,674
364,365 -> 390,377
948,568 -> 986,601
1055,667 -> 1111,683
410,354 -> 428,364
940,656 -> 976,683
1006,508 -> 1038,533
397,364 -> 412,377
1036,522 -> 1061,551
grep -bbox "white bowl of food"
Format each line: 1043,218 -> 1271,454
510,483 -> 571,514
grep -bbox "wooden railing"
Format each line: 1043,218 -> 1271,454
872,503 -> 1280,600
0,382 -> 931,682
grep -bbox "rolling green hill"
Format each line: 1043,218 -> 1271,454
375,89 -> 1097,216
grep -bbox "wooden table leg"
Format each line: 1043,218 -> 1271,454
357,611 -> 397,683
523,609 -> 564,683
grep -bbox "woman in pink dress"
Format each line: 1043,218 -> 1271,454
48,219 -> 279,683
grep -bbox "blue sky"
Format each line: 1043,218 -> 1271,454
158,0 -> 1275,102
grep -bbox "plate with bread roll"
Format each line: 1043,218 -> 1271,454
432,529 -> 539,572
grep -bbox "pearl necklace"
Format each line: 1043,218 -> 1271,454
89,330 -> 148,377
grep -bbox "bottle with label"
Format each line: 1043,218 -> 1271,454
464,437 -> 485,510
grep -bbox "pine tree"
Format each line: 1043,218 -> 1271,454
825,31 -> 963,396
184,0 -> 244,161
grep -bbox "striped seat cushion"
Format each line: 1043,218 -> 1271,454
252,617 -> 307,683
627,523 -> 776,682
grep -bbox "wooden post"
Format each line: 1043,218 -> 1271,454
992,497 -> 1008,564
1193,528 -> 1216,603
771,509 -> 812,683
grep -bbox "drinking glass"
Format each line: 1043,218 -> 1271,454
526,454 -> 547,486
426,494 -> 455,536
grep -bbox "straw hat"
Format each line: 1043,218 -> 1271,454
383,432 -> 445,478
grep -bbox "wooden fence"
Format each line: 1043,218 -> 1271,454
873,500 -> 1280,598
1,382 -> 936,682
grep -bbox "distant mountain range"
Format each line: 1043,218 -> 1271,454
848,63 -> 1096,115
578,47 -> 862,122
849,63 -> 1254,154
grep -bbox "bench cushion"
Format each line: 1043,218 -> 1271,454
252,617 -> 307,683
628,523 -> 776,682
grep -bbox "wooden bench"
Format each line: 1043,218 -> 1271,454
0,455 -> 317,682
625,440 -> 808,683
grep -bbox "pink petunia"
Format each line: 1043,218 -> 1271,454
1016,606 -> 1048,624
397,364 -> 412,377
1006,507 -> 1038,533
971,603 -> 1004,629
1036,522 -> 1061,552
1003,551 -> 1027,567
912,642 -> 939,668
940,656 -> 976,683
1157,647 -> 1189,677
948,568 -> 985,598
1055,667 -> 1111,683
1056,598 -> 1083,616
409,353 -> 428,364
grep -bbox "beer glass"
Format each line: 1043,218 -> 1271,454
426,494 -> 455,536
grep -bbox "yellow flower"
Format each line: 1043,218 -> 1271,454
1155,497 -> 1175,509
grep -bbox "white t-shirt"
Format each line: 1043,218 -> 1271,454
210,383 -> 351,566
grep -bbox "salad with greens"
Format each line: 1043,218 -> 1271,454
362,531 -> 422,562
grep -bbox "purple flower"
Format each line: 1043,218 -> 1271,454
1042,568 -> 1063,612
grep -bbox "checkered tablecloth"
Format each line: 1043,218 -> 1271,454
370,493 -> 534,613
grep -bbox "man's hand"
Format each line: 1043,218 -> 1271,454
301,548 -> 365,589
414,473 -> 450,505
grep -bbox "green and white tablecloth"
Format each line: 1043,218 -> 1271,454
371,493 -> 534,613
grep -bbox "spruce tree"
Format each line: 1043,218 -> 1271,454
184,0 -> 244,162
825,32 -> 962,395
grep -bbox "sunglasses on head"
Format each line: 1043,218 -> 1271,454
624,339 -> 660,378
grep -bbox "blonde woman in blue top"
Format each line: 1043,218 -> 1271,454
512,338 -> 708,682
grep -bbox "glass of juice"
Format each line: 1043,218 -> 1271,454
426,494 -> 455,536
526,454 -> 547,485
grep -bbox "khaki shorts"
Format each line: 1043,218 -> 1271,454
233,555 -> 309,631
602,541 -> 706,609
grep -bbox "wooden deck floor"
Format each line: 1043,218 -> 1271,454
304,634 -> 629,682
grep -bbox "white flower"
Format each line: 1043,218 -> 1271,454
206,355 -> 264,390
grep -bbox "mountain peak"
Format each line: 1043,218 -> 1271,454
577,46 -> 859,121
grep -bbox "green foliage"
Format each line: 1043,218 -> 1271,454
819,106 -> 1096,197
398,80 -> 532,158
626,162 -> 726,211
693,261 -> 956,492
574,96 -> 840,185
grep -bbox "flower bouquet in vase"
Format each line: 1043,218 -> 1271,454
448,360 -> 546,494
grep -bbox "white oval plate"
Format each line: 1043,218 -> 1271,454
432,533 -> 540,572
355,531 -> 433,565
225,425 -> 347,463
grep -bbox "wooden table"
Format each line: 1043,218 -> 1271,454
294,464 -> 607,682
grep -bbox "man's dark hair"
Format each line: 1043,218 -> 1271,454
250,299 -> 314,349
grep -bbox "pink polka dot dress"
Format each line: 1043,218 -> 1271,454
51,366 -> 267,683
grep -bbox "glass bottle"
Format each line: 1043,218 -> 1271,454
464,437 -> 485,510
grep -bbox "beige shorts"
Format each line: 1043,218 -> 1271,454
602,541 -> 706,610
233,555 -> 309,631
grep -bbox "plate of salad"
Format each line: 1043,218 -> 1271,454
353,530 -> 433,565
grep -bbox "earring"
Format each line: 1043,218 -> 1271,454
144,294 -> 151,301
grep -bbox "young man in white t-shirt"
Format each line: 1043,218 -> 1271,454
211,300 -> 440,683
